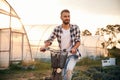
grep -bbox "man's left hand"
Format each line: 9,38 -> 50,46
71,48 -> 77,54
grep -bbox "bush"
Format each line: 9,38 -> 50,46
76,57 -> 101,67
73,56 -> 120,80
108,47 -> 120,65
35,59 -> 51,70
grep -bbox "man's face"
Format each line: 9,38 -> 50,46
61,12 -> 70,25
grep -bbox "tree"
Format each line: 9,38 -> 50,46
95,28 -> 106,36
97,24 -> 120,49
81,29 -> 92,36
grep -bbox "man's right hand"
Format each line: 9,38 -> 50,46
40,41 -> 51,52
40,47 -> 46,52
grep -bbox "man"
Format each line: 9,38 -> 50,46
40,9 -> 81,80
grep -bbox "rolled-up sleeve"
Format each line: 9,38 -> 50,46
75,25 -> 80,43
45,28 -> 57,44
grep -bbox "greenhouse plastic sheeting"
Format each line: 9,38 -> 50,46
0,0 -> 32,68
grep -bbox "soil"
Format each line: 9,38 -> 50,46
0,70 -> 52,80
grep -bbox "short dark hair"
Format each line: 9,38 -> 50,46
60,9 -> 70,15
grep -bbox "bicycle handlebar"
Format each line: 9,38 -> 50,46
40,47 -> 81,59
40,47 -> 70,53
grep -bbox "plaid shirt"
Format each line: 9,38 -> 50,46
45,24 -> 80,49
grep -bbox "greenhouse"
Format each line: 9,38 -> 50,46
0,0 -> 32,69
25,25 -> 108,59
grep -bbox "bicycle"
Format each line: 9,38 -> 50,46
40,47 -> 70,80
41,47 -> 81,80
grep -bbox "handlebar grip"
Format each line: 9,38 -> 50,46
40,47 -> 50,52
40,48 -> 46,52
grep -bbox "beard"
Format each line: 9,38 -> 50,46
63,20 -> 70,25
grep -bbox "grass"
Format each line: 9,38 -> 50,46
0,58 -> 120,80
76,57 -> 102,66
0,47 -> 120,80
0,59 -> 52,80
73,55 -> 120,80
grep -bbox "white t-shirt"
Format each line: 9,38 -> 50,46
61,28 -> 71,51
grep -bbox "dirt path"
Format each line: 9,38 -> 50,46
0,66 -> 88,80
0,70 -> 52,80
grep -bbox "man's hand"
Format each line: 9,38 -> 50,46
40,41 -> 51,52
40,47 -> 46,52
71,48 -> 77,54
71,41 -> 80,54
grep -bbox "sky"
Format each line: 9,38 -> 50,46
7,0 -> 120,34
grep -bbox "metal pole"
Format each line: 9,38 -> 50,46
9,6 -> 12,67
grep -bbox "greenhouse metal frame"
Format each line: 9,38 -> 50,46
0,0 -> 32,69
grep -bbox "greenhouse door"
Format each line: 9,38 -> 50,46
11,32 -> 24,62
0,29 -> 10,68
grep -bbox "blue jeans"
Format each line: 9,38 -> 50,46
62,55 -> 78,80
